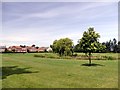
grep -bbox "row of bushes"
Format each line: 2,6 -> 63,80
34,53 -> 117,60
75,56 -> 117,60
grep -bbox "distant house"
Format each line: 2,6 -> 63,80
38,47 -> 52,52
7,46 -> 37,53
38,47 -> 47,52
5,45 -> 53,53
0,46 -> 6,52
7,46 -> 12,51
21,47 -> 27,52
7,46 -> 27,52
27,46 -> 37,52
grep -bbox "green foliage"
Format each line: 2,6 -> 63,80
34,53 -> 60,59
117,41 -> 120,53
80,27 -> 100,53
34,53 -> 117,60
73,44 -> 82,52
101,56 -> 115,60
102,38 -> 119,53
51,38 -> 73,56
96,42 -> 106,52
79,27 -> 106,64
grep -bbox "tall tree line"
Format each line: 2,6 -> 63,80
102,38 -> 120,53
74,38 -> 120,53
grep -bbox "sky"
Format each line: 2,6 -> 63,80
1,2 -> 118,47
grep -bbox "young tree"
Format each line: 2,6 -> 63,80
112,38 -> 117,53
117,41 -> 120,53
79,27 -> 106,65
51,38 -> 73,56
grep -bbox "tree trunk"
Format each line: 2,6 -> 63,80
88,52 -> 92,65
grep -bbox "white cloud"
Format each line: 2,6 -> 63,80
2,2 -> 118,46
4,2 -> 116,24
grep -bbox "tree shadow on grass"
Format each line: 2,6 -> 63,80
1,66 -> 38,79
81,63 -> 105,67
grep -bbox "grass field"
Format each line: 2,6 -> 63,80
2,53 -> 118,88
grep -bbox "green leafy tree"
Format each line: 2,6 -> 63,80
79,27 -> 106,65
113,38 -> 117,53
102,38 -> 118,53
117,41 -> 120,53
51,38 -> 73,56
74,44 -> 82,52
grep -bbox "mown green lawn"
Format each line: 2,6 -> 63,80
2,53 -> 118,88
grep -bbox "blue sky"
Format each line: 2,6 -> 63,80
2,2 -> 118,47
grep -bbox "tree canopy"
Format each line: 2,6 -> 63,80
102,38 -> 118,53
51,38 -> 73,56
79,27 -> 106,65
